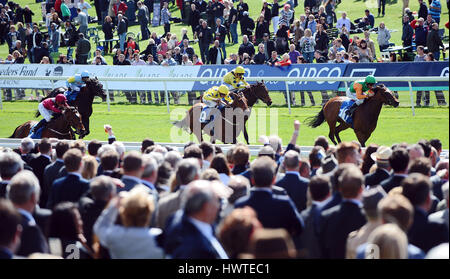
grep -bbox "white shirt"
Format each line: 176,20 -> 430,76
336,17 -> 351,32
188,217 -> 229,259
216,47 -> 222,65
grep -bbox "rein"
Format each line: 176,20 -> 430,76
48,127 -> 72,136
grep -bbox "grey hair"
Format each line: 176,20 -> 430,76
176,158 -> 200,186
142,155 -> 158,178
227,175 -> 250,203
149,151 -> 164,166
89,175 -> 117,201
182,180 -> 216,216
20,138 -> 35,153
112,141 -> 125,157
269,135 -> 282,153
0,151 -> 24,179
97,144 -> 116,158
284,150 -> 300,169
164,150 -> 182,169
7,170 -> 40,205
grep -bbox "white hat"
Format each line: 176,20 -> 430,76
370,146 -> 392,164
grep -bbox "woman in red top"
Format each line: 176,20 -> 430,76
193,54 -> 203,65
276,53 -> 292,66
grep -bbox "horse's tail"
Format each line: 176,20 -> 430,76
9,125 -> 20,138
306,108 -> 325,128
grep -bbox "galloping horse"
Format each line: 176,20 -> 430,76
173,92 -> 249,143
10,107 -> 86,139
196,81 -> 273,144
37,77 -> 106,138
306,84 -> 399,147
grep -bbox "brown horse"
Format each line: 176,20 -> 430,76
10,107 -> 86,139
197,82 -> 273,144
173,92 -> 249,144
306,84 -> 399,147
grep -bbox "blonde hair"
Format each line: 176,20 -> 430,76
119,186 -> 155,227
81,155 -> 98,180
304,28 -> 312,37
366,224 -> 408,259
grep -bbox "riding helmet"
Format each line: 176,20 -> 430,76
235,66 -> 245,75
218,85 -> 229,95
365,75 -> 376,84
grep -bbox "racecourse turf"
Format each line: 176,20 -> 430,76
0,101 -> 448,148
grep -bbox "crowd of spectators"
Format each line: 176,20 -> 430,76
0,120 -> 448,259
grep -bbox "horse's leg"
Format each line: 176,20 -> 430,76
355,130 -> 369,147
326,118 -> 337,145
334,121 -> 350,143
243,119 -> 249,145
81,115 -> 90,136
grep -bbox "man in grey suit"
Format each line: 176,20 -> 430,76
49,23 -> 60,53
156,158 -> 200,229
119,151 -> 144,192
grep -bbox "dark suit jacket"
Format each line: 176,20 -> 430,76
207,46 -> 224,64
78,197 -> 108,248
0,249 -> 13,259
163,211 -> 221,259
16,212 -> 50,257
408,207 -> 449,253
42,160 -> 65,208
299,204 -> 322,258
21,153 -> 37,165
0,181 -> 8,198
319,201 -> 367,259
119,176 -> 141,192
276,173 -> 309,212
235,189 -> 304,236
30,155 -> 52,206
213,24 -> 227,43
33,205 -> 52,237
380,174 -> 406,193
364,168 -> 390,187
47,174 -> 90,209
321,192 -> 342,212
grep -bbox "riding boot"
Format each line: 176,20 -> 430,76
32,119 -> 47,133
346,103 -> 358,116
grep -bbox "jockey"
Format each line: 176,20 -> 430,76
346,75 -> 376,116
65,70 -> 90,103
30,94 -> 69,135
223,66 -> 250,92
200,85 -> 233,136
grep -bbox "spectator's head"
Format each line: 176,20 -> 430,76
389,148 -> 409,174
258,43 -> 265,54
251,156 -> 277,188
338,165 -> 364,199
365,9 -> 370,16
417,45 -> 425,55
378,194 -> 413,231
242,35 -> 249,44
48,202 -> 83,241
182,180 -> 222,224
89,175 -> 117,202
7,170 -> 40,212
263,33 -> 269,41
87,140 -> 102,157
402,173 -> 432,210
366,224 -> 408,259
258,146 -> 275,160
309,146 -> 326,168
19,137 -> 34,155
362,186 -> 387,221
202,20 -> 207,28
81,155 -> 98,180
210,154 -> 231,176
218,207 -> 262,258
200,169 -> 220,181
370,146 -> 392,170
317,23 -> 323,32
408,157 -> 431,176
309,175 -> 331,202
430,138 -> 442,154
425,52 -> 435,61
176,158 -> 200,187
227,175 -> 250,204
407,144 -> 424,161
283,150 -> 300,172
199,142 -> 215,162
432,22 -> 439,30
336,142 -> 360,165
119,186 -> 155,228
164,150 -> 182,169
379,22 -> 385,29
418,17 -> 424,26
233,146 -> 250,167
0,199 -> 22,254
141,155 -> 158,184
100,149 -> 119,171
245,228 -> 297,259
304,28 -> 312,37
214,40 -> 220,48
63,148 -> 83,173
216,18 -> 222,26
314,50 -> 322,59
122,151 -> 143,177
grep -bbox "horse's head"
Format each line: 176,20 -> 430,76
253,81 -> 272,106
85,77 -> 107,101
62,106 -> 86,136
230,92 -> 249,111
373,84 -> 399,107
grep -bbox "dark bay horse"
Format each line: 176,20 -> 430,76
306,84 -> 399,147
10,107 -> 86,139
196,82 -> 273,144
37,77 -> 106,138
173,92 -> 249,143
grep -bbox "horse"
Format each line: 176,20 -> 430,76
10,107 -> 86,139
196,81 -> 273,144
173,92 -> 250,144
37,77 -> 106,138
306,84 -> 399,147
